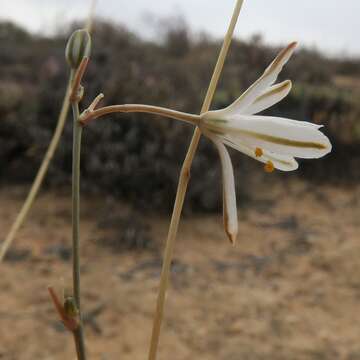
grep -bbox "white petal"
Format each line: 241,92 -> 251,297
208,42 -> 297,120
221,135 -> 299,171
211,138 -> 238,244
243,80 -> 292,115
219,115 -> 332,159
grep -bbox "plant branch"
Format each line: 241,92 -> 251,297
80,103 -> 201,126
147,1 -> 244,359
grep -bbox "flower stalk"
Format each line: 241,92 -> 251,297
80,103 -> 201,126
71,96 -> 87,360
42,38 -> 91,360
147,1 -> 245,359
64,56 -> 91,360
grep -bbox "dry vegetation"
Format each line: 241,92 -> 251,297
1,21 -> 360,212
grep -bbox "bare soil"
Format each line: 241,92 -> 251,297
1,181 -> 360,360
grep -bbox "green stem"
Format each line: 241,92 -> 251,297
73,327 -> 86,360
71,101 -> 86,360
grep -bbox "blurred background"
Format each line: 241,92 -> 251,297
1,1 -> 360,359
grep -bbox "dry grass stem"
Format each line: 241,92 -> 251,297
147,1 -> 245,359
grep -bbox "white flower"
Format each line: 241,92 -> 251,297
199,42 -> 332,244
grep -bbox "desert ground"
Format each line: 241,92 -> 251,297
1,180 -> 360,359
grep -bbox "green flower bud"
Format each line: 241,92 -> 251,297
64,296 -> 79,318
65,29 -> 91,69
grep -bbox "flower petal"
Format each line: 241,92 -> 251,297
208,42 -> 297,119
220,135 -> 299,171
218,115 -> 331,159
211,138 -> 238,244
243,80 -> 292,115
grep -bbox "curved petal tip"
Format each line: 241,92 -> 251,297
226,231 -> 237,245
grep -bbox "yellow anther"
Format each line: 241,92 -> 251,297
255,147 -> 263,157
264,161 -> 275,173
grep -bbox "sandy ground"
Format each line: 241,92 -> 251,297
1,181 -> 360,360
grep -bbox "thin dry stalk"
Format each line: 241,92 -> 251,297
0,2 -> 96,263
0,75 -> 74,262
147,1 -> 245,359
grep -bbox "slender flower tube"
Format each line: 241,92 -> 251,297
199,42 -> 331,242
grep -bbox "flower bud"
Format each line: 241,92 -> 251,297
65,29 -> 91,69
64,296 -> 78,318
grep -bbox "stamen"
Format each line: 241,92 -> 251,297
255,147 -> 263,157
264,161 -> 275,173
